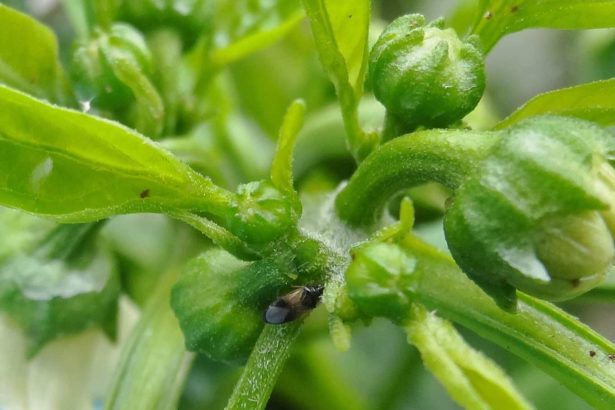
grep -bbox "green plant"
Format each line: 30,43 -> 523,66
0,1 -> 614,409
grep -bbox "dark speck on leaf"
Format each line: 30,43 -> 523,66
589,350 -> 596,357
511,5 -> 519,12
484,11 -> 493,20
140,189 -> 150,198
609,353 -> 615,361
571,278 -> 580,288
348,14 -> 352,19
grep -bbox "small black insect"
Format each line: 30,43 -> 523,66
263,285 -> 324,324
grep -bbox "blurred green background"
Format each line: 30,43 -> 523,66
3,0 -> 615,409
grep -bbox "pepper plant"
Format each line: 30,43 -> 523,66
1,0 -> 615,409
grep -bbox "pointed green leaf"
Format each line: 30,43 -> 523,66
473,0 -> 615,52
0,5 -> 71,104
496,79 -> 615,129
0,85 -> 233,222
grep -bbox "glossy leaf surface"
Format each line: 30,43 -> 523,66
473,0 -> 615,51
496,79 -> 615,129
0,85 -> 232,222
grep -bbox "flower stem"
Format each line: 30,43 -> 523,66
335,128 -> 500,227
225,322 -> 303,410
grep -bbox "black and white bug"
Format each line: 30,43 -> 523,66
263,285 -> 324,324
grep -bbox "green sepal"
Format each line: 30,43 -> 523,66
0,222 -> 120,357
171,248 -> 294,364
444,115 -> 615,309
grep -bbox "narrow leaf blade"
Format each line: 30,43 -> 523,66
496,79 -> 615,129
473,1 -> 615,52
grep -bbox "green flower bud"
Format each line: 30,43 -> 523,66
226,180 -> 295,247
171,249 -> 292,364
444,116 -> 615,309
72,23 -> 153,109
346,242 -> 418,323
369,14 -> 485,135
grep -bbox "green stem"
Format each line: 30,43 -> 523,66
225,322 -> 303,410
401,235 -> 615,409
335,129 -> 500,227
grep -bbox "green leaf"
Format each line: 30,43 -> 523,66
322,0 -> 370,95
472,0 -> 615,52
496,79 -> 615,129
406,304 -> 532,410
301,0 -> 368,103
0,5 -> 71,104
0,85 -> 234,223
302,0 -> 374,161
0,223 -> 120,357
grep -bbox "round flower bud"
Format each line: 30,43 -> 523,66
72,23 -> 153,110
226,180 -> 295,247
346,242 -> 417,323
369,14 -> 485,135
444,115 -> 615,309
